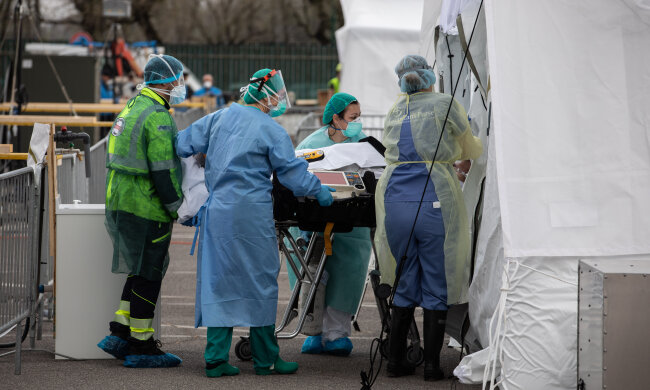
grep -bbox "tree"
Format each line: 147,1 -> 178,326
30,0 -> 343,45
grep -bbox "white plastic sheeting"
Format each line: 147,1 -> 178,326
336,0 -> 423,115
488,1 -> 650,258
418,0 -> 650,389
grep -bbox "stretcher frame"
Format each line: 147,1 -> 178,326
234,220 -> 424,366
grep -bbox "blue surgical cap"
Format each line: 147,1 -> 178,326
144,55 -> 183,85
395,54 -> 436,93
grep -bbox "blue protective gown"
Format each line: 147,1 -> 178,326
176,103 -> 322,327
287,126 -> 373,314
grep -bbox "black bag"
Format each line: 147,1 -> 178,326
272,172 -> 377,232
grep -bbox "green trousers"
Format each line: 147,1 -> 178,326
205,325 -> 279,369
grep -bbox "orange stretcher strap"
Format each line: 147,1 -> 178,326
324,222 -> 334,256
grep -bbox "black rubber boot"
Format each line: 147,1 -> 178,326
109,321 -> 130,340
386,306 -> 416,377
423,309 -> 447,381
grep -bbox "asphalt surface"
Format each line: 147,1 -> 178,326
0,224 -> 480,389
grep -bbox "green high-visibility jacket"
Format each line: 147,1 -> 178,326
106,87 -> 183,222
105,88 -> 183,281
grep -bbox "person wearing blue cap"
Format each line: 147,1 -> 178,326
97,54 -> 187,368
175,68 -> 335,378
375,54 -> 482,380
284,92 -> 372,357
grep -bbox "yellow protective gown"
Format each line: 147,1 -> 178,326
374,92 -> 482,305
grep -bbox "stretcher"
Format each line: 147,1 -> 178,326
234,169 -> 424,367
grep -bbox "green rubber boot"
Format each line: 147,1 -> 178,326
255,356 -> 299,376
204,327 -> 238,377
250,325 -> 298,375
206,361 -> 240,377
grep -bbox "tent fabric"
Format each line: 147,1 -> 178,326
487,1 -> 650,258
336,0 -> 423,115
419,0 -> 650,389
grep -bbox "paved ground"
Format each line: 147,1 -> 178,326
1,225 -> 480,389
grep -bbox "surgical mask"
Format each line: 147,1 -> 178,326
270,101 -> 286,117
170,85 -> 186,105
333,117 -> 363,138
203,81 -> 212,89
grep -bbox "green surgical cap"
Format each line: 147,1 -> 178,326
243,68 -> 284,104
322,92 -> 358,124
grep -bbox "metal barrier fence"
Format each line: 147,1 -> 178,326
88,137 -> 108,204
0,166 -> 40,373
294,113 -> 386,146
166,43 -> 339,100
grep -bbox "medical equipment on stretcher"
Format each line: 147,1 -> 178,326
233,169 -> 376,361
296,149 -> 325,162
310,170 -> 367,199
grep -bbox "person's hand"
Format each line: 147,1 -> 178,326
316,185 -> 336,206
180,214 -> 199,227
453,160 -> 472,182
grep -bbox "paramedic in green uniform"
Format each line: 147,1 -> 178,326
287,92 -> 372,356
97,54 -> 185,368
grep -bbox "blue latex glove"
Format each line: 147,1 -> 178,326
316,185 -> 336,206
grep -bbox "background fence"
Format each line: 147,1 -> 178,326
165,44 -> 339,100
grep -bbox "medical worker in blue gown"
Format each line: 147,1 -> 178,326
287,92 -> 372,357
374,55 -> 482,380
175,69 -> 335,378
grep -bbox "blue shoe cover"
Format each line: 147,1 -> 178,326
123,352 -> 182,368
97,335 -> 129,360
323,337 -> 353,356
301,335 -> 323,354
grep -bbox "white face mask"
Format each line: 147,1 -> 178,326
203,81 -> 212,89
138,54 -> 186,105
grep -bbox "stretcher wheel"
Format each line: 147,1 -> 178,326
235,337 -> 252,361
406,345 -> 424,367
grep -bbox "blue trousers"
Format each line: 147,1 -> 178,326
385,201 -> 448,310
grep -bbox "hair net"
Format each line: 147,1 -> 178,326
322,92 -> 358,124
395,54 -> 436,93
144,54 -> 184,85
243,68 -> 285,104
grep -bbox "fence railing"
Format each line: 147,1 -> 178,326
294,113 -> 386,146
0,165 -> 40,374
0,166 -> 39,335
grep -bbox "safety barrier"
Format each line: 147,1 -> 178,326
294,113 -> 385,146
0,166 -> 40,373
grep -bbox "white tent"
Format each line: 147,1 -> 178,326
419,1 -> 650,389
336,0 -> 423,115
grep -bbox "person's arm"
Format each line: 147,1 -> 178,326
450,99 -> 483,160
145,112 -> 183,218
175,109 -> 223,157
268,128 -> 321,197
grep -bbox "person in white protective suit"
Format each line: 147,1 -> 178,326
375,55 -> 482,380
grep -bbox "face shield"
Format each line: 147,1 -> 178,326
240,69 -> 290,117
